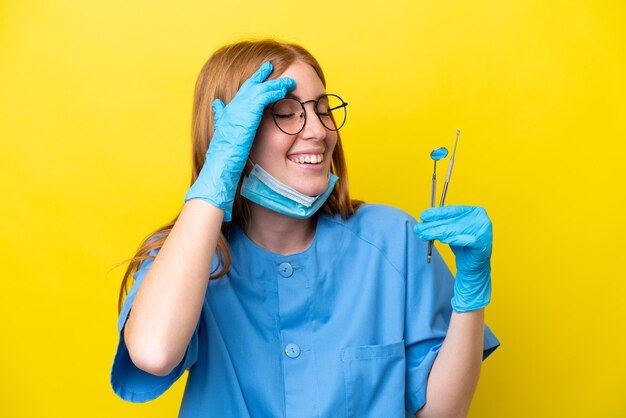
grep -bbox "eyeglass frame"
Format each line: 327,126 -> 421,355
264,93 -> 348,135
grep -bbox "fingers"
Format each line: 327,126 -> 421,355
414,222 -> 477,246
413,204 -> 492,249
442,234 -> 477,247
241,61 -> 273,90
420,205 -> 477,221
233,61 -> 296,110
263,77 -> 297,93
415,210 -> 477,235
259,78 -> 297,103
240,61 -> 296,92
260,90 -> 290,106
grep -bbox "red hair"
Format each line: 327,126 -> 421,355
116,38 -> 363,314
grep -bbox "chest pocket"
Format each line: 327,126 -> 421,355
341,340 -> 406,418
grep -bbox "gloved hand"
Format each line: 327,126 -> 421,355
413,205 -> 493,313
184,61 -> 296,221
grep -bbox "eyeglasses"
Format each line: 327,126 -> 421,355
265,94 -> 348,135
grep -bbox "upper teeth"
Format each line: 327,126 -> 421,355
289,154 -> 324,164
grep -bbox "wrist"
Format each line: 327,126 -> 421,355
451,265 -> 492,313
185,175 -> 234,221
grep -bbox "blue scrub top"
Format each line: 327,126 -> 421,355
111,203 -> 499,417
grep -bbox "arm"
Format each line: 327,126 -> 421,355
124,200 -> 223,376
123,62 -> 295,377
413,205 -> 494,417
415,308 -> 485,418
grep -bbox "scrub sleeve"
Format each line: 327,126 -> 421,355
110,249 -> 201,402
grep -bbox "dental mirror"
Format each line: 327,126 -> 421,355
430,147 -> 448,207
427,146 -> 448,263
430,147 -> 449,162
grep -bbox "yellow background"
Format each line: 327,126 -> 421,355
1,0 -> 624,416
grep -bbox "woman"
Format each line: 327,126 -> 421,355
111,38 -> 499,417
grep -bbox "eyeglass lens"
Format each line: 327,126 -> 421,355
271,94 -> 347,135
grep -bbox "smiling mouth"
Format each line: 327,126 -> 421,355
287,154 -> 324,165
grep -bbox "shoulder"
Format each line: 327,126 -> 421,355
323,203 -> 421,277
355,202 -> 417,224
325,203 -> 418,238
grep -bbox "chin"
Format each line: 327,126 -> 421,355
293,182 -> 327,197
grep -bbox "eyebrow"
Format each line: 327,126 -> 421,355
285,92 -> 327,101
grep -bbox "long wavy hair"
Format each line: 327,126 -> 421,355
116,38 -> 364,314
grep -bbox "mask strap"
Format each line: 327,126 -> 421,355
244,157 -> 256,177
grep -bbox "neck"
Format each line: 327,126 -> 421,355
243,201 -> 317,256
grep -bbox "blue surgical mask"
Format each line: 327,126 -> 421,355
240,162 -> 339,219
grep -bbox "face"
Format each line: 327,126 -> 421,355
247,61 -> 338,197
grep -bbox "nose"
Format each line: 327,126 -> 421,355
300,102 -> 326,140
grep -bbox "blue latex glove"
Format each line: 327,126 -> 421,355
413,205 -> 493,313
184,61 -> 296,221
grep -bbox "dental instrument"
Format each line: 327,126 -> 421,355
427,129 -> 461,264
427,147 -> 448,264
440,129 -> 460,207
